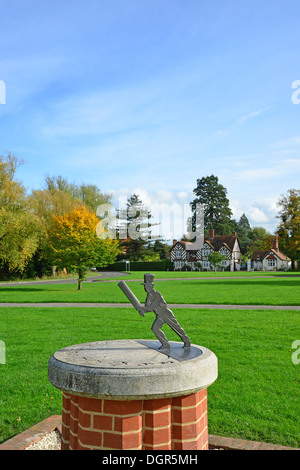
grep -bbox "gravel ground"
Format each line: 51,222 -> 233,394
25,430 -> 61,450
24,431 -> 223,450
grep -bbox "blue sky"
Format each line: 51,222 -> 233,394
1,0 -> 300,237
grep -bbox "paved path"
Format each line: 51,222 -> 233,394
0,302 -> 299,310
0,272 -> 128,287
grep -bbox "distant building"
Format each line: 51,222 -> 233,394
251,236 -> 292,271
170,229 -> 242,271
169,240 -> 198,271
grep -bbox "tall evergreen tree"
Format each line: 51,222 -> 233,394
191,175 -> 233,235
236,213 -> 251,254
117,194 -> 159,261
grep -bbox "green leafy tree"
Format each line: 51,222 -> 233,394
208,251 -> 226,272
247,227 -> 272,257
44,175 -> 111,211
276,189 -> 300,262
152,240 -> 171,259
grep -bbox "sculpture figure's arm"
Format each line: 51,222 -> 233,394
137,294 -> 153,315
138,292 -> 163,315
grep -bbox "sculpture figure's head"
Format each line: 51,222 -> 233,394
141,273 -> 155,293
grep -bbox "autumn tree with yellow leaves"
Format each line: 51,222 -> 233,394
0,154 -> 41,273
48,206 -> 120,289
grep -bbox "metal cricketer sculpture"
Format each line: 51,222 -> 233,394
118,273 -> 191,350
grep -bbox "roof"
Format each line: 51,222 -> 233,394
252,250 -> 270,261
172,240 -> 197,252
251,249 -> 291,261
204,235 -> 239,252
172,233 -> 241,253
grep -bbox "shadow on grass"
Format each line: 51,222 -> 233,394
173,279 -> 300,288
0,287 -> 60,292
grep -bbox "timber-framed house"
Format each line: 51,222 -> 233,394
170,229 -> 242,271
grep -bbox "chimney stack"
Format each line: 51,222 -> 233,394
209,229 -> 214,239
173,239 -> 177,245
272,236 -> 279,251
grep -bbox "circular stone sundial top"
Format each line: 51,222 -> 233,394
53,339 -> 202,368
48,340 -> 218,400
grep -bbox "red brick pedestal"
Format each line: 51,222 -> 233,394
61,390 -> 208,450
48,340 -> 217,451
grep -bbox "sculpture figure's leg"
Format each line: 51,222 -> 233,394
151,316 -> 170,349
163,311 -> 191,348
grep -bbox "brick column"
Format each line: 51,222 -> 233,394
62,394 -> 144,450
61,391 -> 208,450
48,340 -> 217,451
143,398 -> 172,450
172,389 -> 208,450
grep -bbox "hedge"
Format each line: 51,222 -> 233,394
100,260 -> 173,271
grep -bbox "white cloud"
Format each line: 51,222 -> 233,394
236,158 -> 300,181
215,108 -> 267,136
271,136 -> 300,148
237,108 -> 266,125
230,199 -> 245,220
248,207 -> 269,224
255,196 -> 278,215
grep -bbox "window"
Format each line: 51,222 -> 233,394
174,249 -> 182,258
267,259 -> 276,267
202,248 -> 210,257
202,260 -> 210,268
174,261 -> 184,269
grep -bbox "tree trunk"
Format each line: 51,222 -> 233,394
77,267 -> 85,290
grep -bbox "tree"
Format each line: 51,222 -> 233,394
208,251 -> 226,272
48,206 -> 120,289
117,194 -> 159,261
30,177 -> 112,276
236,213 -> 252,254
30,186 -> 83,232
29,186 -> 84,277
247,227 -> 272,257
276,189 -> 300,262
191,175 -> 233,236
44,175 -> 111,211
152,240 -> 171,259
0,154 -> 41,273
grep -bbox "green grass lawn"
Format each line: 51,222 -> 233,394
0,306 -> 299,447
0,276 -> 299,306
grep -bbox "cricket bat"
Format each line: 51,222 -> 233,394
118,281 -> 142,310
